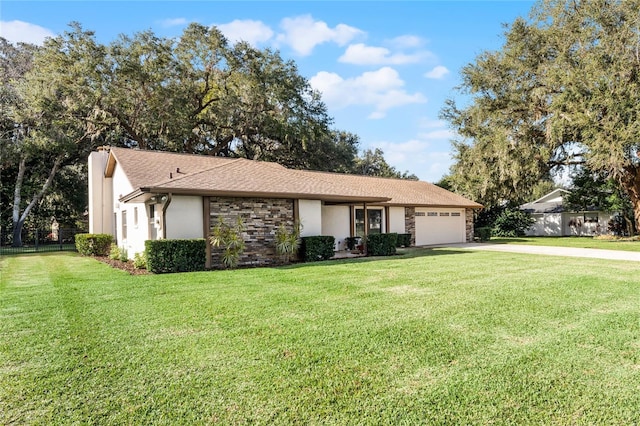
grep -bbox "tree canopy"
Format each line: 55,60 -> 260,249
1,23 -> 414,246
442,0 -> 640,230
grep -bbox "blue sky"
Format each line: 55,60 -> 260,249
1,1 -> 535,182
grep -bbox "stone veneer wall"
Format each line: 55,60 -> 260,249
209,197 -> 295,267
465,208 -> 475,242
404,207 -> 416,246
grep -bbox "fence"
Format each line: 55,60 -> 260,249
0,228 -> 83,255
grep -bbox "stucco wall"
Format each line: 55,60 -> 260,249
321,205 -> 350,250
208,197 -> 294,267
166,196 -> 204,240
88,151 -> 112,235
526,213 -> 562,236
298,199 -> 322,237
389,207 -> 405,234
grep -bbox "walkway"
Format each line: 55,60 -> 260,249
440,242 -> 640,262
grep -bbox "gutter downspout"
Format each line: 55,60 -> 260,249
161,193 -> 172,239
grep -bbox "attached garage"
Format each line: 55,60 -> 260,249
414,208 -> 466,246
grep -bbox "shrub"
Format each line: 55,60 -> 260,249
133,252 -> 148,269
145,239 -> 207,274
492,209 -> 535,237
119,247 -> 129,262
367,233 -> 397,256
109,244 -> 121,260
475,227 -> 492,242
301,236 -> 335,262
209,217 -> 246,269
75,233 -> 113,256
275,221 -> 302,263
396,233 -> 412,247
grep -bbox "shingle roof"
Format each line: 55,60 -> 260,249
105,147 -> 482,208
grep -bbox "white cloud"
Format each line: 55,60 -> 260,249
276,15 -> 363,56
159,18 -> 188,28
217,19 -> 274,46
424,65 -> 450,79
0,20 -> 55,45
310,67 -> 426,119
373,138 -> 454,182
419,129 -> 455,140
387,35 -> 424,49
339,43 -> 426,65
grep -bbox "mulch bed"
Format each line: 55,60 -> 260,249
95,256 -> 150,275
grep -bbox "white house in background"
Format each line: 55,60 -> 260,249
88,147 -> 482,267
520,188 -> 615,237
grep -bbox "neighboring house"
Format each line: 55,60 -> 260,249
89,147 -> 482,266
520,188 -> 614,237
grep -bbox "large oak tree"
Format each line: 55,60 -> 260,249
443,0 -> 640,230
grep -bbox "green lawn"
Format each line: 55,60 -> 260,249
1,251 -> 639,424
490,236 -> 640,252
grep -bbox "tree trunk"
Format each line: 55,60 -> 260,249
620,165 -> 640,235
11,154 -> 64,247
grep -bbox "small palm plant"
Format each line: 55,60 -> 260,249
275,221 -> 302,263
210,216 -> 246,269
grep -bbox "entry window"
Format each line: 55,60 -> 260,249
122,210 -> 128,240
355,208 -> 383,237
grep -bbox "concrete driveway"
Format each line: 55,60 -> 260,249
441,242 -> 640,262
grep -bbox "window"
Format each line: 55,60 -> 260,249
415,212 -> 425,217
122,210 -> 127,240
584,213 -> 598,223
427,212 -> 438,217
133,207 -> 138,227
451,212 -> 461,217
439,212 -> 450,217
355,208 -> 383,237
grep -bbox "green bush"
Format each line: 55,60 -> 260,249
145,239 -> 207,274
75,234 -> 113,256
301,236 -> 335,262
475,227 -> 492,242
133,252 -> 148,270
367,233 -> 398,256
396,233 -> 412,247
492,209 -> 535,237
275,222 -> 301,263
109,244 -> 121,260
209,217 -> 245,269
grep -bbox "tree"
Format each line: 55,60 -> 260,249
566,166 -> 635,234
354,148 -> 418,180
442,0 -> 640,231
4,24 -> 105,247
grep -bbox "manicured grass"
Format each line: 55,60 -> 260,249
2,251 -> 639,424
491,236 -> 640,252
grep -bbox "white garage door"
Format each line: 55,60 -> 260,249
415,208 -> 465,246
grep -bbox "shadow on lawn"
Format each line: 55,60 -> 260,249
276,247 -> 471,270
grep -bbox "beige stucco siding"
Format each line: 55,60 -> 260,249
389,207 -> 405,234
166,196 -> 204,240
298,199 -> 322,237
322,205 -> 350,251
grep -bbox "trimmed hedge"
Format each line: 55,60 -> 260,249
367,233 -> 398,256
475,227 -> 492,242
396,233 -> 412,247
145,239 -> 207,273
301,236 -> 335,262
75,233 -> 113,256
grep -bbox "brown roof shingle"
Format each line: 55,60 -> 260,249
105,147 -> 482,208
